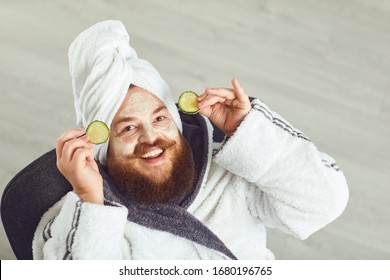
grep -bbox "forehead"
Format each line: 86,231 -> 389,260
116,87 -> 164,117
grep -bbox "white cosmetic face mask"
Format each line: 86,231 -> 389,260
108,88 -> 180,163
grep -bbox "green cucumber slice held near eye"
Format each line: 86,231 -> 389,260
85,120 -> 110,144
178,91 -> 200,114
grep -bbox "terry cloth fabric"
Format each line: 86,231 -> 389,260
32,111 -> 236,260
68,20 -> 182,165
29,98 -> 349,259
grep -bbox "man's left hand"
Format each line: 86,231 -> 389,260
198,77 -> 251,137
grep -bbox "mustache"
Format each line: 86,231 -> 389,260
131,138 -> 177,159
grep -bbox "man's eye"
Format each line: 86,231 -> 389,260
122,125 -> 136,132
156,116 -> 166,122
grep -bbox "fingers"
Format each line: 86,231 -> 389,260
56,129 -> 92,162
72,147 -> 94,169
198,94 -> 227,109
231,77 -> 248,103
56,129 -> 84,158
62,138 -> 93,163
198,77 -> 248,106
198,88 -> 235,101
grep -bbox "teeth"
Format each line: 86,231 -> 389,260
141,149 -> 163,159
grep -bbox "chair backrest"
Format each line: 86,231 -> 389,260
1,149 -> 71,259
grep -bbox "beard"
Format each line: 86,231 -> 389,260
106,134 -> 196,206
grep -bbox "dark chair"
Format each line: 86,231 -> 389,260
1,150 -> 71,259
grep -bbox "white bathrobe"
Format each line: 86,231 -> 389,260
32,99 -> 349,260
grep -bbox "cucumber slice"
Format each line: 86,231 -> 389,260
85,120 -> 110,144
178,91 -> 199,114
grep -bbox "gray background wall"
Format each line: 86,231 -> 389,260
0,0 -> 389,259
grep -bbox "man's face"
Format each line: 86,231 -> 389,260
106,86 -> 195,204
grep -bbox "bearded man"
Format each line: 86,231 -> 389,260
32,20 -> 349,260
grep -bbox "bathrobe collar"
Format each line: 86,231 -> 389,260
99,111 -> 236,259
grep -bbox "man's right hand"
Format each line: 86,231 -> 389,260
56,129 -> 104,204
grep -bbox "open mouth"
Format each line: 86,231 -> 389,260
140,148 -> 165,164
141,148 -> 164,159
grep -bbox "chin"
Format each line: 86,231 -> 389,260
138,166 -> 173,185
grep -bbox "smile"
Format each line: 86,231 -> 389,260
141,149 -> 164,159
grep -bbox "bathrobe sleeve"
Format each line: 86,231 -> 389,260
213,99 -> 349,239
33,191 -> 130,259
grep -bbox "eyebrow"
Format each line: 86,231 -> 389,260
115,116 -> 137,125
153,105 -> 168,115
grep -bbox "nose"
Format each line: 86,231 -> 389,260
138,126 -> 158,144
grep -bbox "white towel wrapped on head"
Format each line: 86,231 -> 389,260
68,20 -> 182,165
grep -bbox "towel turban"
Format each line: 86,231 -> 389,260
68,20 -> 182,165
